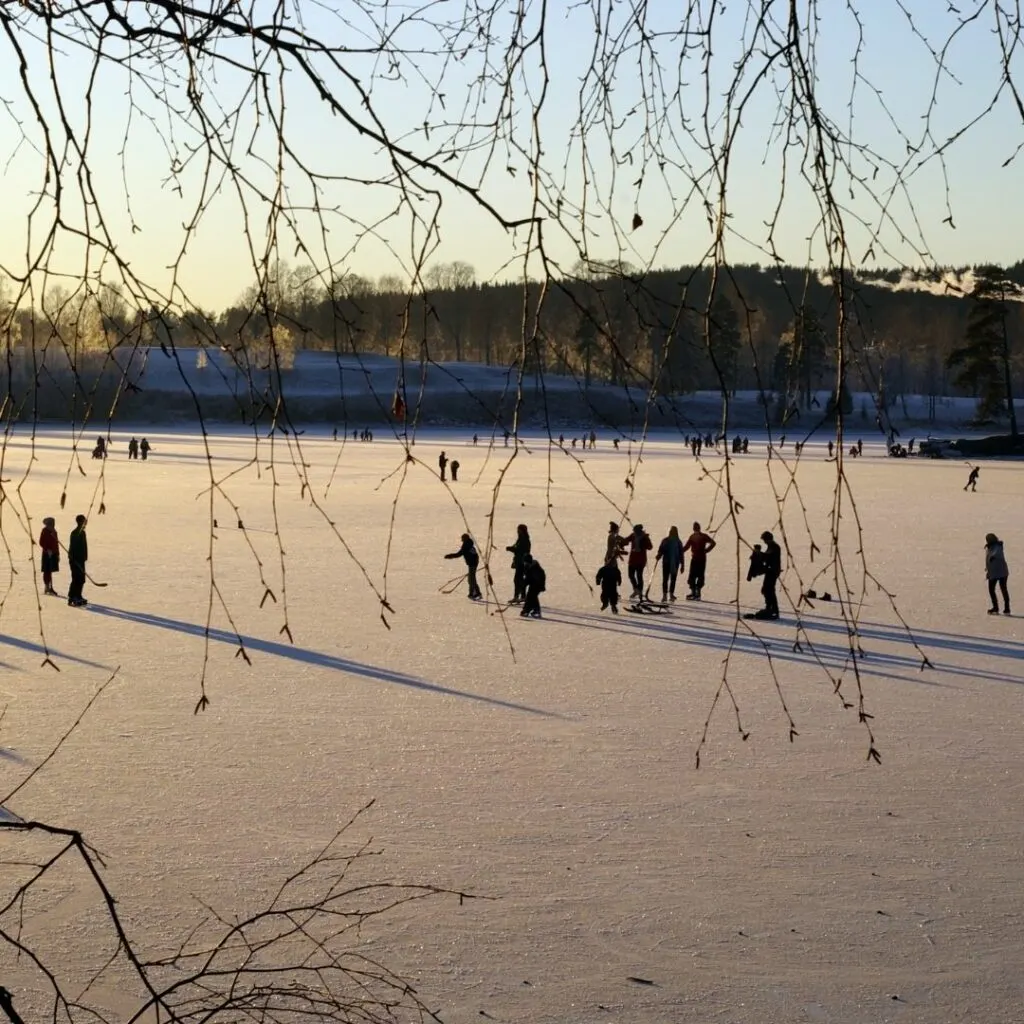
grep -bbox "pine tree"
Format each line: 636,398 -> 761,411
946,266 -> 1018,434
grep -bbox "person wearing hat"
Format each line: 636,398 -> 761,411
984,533 -> 1010,615
654,525 -> 685,602
605,522 -> 628,564
758,530 -> 782,619
444,532 -> 482,600
626,523 -> 653,599
67,514 -> 89,607
505,523 -> 532,605
682,521 -> 717,601
38,516 -> 60,596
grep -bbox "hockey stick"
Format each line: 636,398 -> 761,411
58,541 -> 109,587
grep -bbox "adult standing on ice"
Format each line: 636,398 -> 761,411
506,524 -> 531,604
984,533 -> 1011,615
140,438 -> 151,460
39,517 -> 60,596
965,466 -> 980,492
67,514 -> 89,607
445,533 -> 482,600
626,523 -> 653,598
655,525 -> 684,602
438,450 -> 448,482
758,530 -> 781,620
682,522 -> 716,601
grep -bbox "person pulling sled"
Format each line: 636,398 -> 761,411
444,533 -> 483,600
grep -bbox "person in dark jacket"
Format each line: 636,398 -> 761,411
985,532 -> 1010,615
757,530 -> 782,619
438,450 -> 448,482
521,554 -> 546,618
605,521 -> 628,564
626,524 -> 653,598
596,557 -> 621,614
682,522 -> 716,600
965,466 -> 980,492
445,533 -> 482,600
450,459 -> 460,482
67,514 -> 89,606
140,437 -> 151,460
128,437 -> 139,460
654,525 -> 684,602
39,516 -> 60,596
506,524 -> 531,604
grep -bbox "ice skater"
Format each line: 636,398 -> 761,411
596,556 -> 621,614
506,524 -> 531,604
965,466 -> 979,492
682,522 -> 716,600
654,525 -> 684,602
67,514 -> 89,607
438,450 -> 448,482
985,533 -> 1011,615
746,530 -> 781,620
444,533 -> 482,600
626,523 -> 653,598
39,516 -> 60,596
521,554 -> 546,618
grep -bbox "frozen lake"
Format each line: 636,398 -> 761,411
1,427 -> 1023,1024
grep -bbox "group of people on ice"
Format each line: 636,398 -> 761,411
92,435 -> 151,460
597,521 -> 718,612
37,514 -> 91,606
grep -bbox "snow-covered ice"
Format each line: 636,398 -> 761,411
1,427 -> 1023,1024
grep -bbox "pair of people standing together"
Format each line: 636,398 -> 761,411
38,514 -> 90,606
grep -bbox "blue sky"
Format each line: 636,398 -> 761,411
0,0 -> 1020,312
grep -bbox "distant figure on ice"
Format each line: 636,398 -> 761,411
626,524 -> 653,599
503,430 -> 510,447
438,450 -> 448,482
589,430 -> 597,449
682,522 -> 716,601
908,437 -> 916,454
68,514 -> 89,607
856,438 -> 863,456
596,557 -> 621,614
473,433 -> 479,445
445,533 -> 482,600
742,437 -> 749,454
39,516 -> 60,596
140,438 -> 151,460
128,437 -> 139,460
332,427 -> 338,441
747,530 -> 781,620
965,467 -> 980,492
521,554 -> 546,618
613,438 -> 620,449
506,524 -> 531,605
92,436 -> 107,460
450,459 -> 460,482
827,440 -> 834,458
571,437 -> 577,449
655,525 -> 684,602
985,533 -> 1011,615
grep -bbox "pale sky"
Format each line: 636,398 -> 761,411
0,1 -> 1020,312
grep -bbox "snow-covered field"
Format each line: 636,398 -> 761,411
1,427 -> 1023,1024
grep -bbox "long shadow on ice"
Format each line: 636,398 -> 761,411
0,634 -> 112,672
87,605 -> 559,718
545,605 -> 1024,688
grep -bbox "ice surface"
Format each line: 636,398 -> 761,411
1,427 -> 1022,1024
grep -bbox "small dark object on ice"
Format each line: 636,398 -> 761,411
626,976 -> 655,986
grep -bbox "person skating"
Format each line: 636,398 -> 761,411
450,459 -> 460,482
984,533 -> 1011,615
965,466 -> 979,492
445,533 -> 482,600
67,514 -> 89,607
596,556 -> 621,614
520,554 -> 546,618
92,436 -> 106,459
140,437 -> 151,460
438,450 -> 448,482
626,523 -> 653,598
128,437 -> 139,460
655,525 -> 684,602
506,524 -> 531,604
39,517 -> 60,596
755,530 -> 782,619
682,521 -> 716,600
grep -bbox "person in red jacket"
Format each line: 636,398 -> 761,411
626,524 -> 653,598
39,516 -> 60,596
682,521 -> 716,600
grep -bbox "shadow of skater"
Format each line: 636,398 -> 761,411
87,605 -> 559,718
